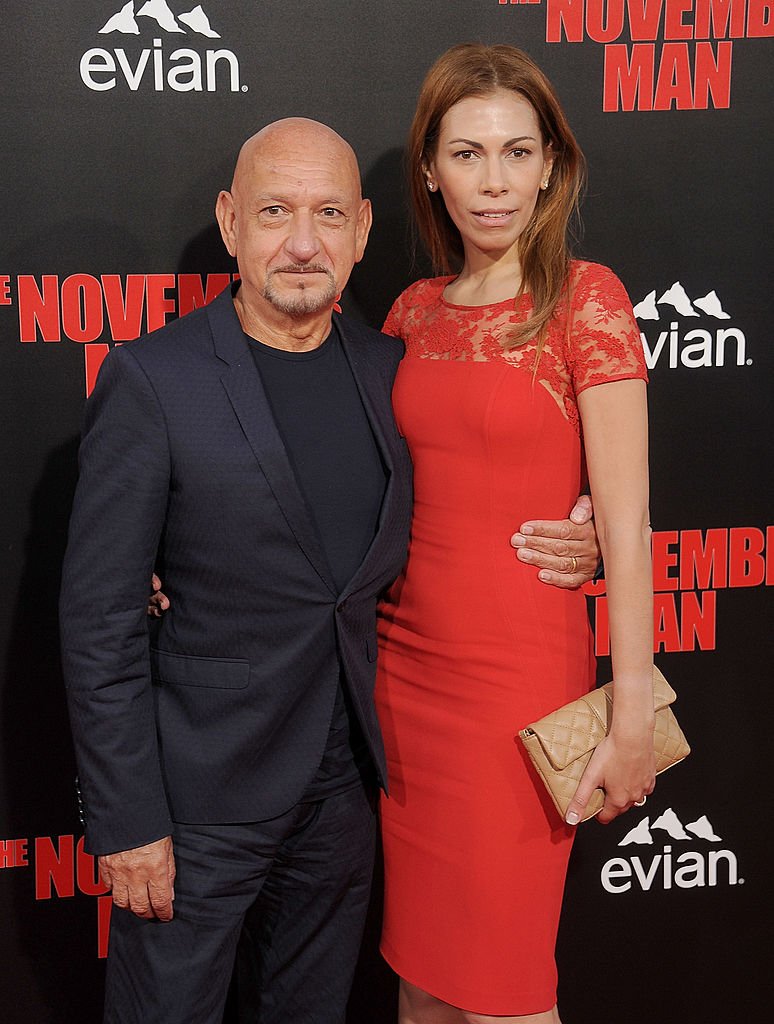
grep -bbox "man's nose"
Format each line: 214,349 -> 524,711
285,212 -> 322,261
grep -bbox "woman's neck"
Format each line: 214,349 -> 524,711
444,246 -> 523,305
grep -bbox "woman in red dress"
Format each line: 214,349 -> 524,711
376,44 -> 656,1023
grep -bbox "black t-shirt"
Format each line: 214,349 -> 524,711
248,322 -> 386,798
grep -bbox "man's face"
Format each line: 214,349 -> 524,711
216,124 -> 372,321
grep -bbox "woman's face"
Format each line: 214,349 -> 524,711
426,88 -> 553,265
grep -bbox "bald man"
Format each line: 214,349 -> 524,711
60,120 -> 599,1023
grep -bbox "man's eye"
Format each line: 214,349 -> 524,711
320,208 -> 344,218
262,206 -> 285,216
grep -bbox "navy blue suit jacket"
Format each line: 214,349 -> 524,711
60,287 -> 412,856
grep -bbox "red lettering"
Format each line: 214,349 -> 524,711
102,275 -> 146,341
728,527 -> 765,586
84,344 -> 111,398
629,0 -> 665,40
664,0 -> 694,36
654,43 -> 694,110
767,527 -> 774,585
0,275 -> 10,305
594,595 -> 610,656
679,528 -> 728,589
604,43 -> 655,110
654,593 -> 681,652
694,0 -> 747,37
546,0 -> 585,42
77,836 -> 110,896
0,838 -> 29,868
747,0 -> 774,35
145,274 -> 177,331
693,40 -> 733,108
98,894 -> 113,959
587,0 -> 625,41
34,835 -> 75,899
652,530 -> 679,591
680,590 -> 716,650
18,275 -> 61,342
177,273 -> 232,317
61,274 -> 104,343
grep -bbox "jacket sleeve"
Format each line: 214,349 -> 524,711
60,344 -> 173,856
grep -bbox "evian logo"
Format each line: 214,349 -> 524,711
80,2 -> 247,93
633,282 -> 750,370
601,807 -> 742,894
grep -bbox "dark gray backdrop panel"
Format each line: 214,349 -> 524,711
2,2 -> 771,1021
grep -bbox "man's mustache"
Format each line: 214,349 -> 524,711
270,264 -> 333,277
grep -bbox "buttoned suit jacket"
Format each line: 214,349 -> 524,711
60,286 -> 413,856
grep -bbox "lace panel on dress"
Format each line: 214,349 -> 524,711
382,261 -> 647,435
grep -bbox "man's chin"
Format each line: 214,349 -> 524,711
264,284 -> 337,318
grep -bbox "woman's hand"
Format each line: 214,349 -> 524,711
565,727 -> 656,826
147,574 -> 170,618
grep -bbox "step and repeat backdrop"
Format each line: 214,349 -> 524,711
2,2 -> 772,1021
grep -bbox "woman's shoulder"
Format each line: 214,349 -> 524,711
568,259 -> 626,290
395,275 -> 453,305
383,276 -> 453,336
567,260 -> 636,317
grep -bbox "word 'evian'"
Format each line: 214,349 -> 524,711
80,38 -> 244,92
640,322 -> 749,368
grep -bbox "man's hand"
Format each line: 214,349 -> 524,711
99,836 -> 176,921
148,574 -> 170,618
511,494 -> 601,589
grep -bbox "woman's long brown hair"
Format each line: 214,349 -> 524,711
407,43 -> 586,352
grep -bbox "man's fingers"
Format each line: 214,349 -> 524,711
100,836 -> 175,920
515,546 -> 578,570
148,880 -> 175,921
535,569 -> 586,590
514,548 -> 593,589
515,519 -> 578,542
569,493 -> 593,524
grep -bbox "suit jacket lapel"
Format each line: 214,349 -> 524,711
335,315 -> 402,595
207,288 -> 337,596
334,315 -> 395,484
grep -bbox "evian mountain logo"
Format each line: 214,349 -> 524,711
80,2 -> 247,93
601,807 -> 742,894
633,282 -> 750,370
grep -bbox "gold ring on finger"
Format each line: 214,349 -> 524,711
570,555 -> 578,574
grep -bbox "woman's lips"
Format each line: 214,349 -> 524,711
472,209 -> 516,222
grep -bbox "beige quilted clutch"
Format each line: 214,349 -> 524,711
518,666 -> 690,823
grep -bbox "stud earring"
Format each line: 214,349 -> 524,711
426,180 -> 437,192
540,178 -> 550,191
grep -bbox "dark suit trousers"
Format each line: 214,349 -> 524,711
104,783 -> 377,1024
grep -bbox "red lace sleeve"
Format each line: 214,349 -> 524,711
382,286 -> 414,339
567,263 -> 648,394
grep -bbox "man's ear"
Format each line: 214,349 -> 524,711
354,198 -> 373,263
215,191 -> 237,257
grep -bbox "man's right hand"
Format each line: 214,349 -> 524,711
148,573 -> 170,618
99,835 -> 176,921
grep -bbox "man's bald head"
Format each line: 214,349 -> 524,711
215,118 -> 372,340
230,118 -> 363,200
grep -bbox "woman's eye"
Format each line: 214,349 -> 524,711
453,150 -> 477,161
508,149 -> 529,159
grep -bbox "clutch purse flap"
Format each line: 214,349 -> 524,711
520,666 -> 677,772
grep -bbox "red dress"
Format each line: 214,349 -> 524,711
375,261 -> 647,1014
